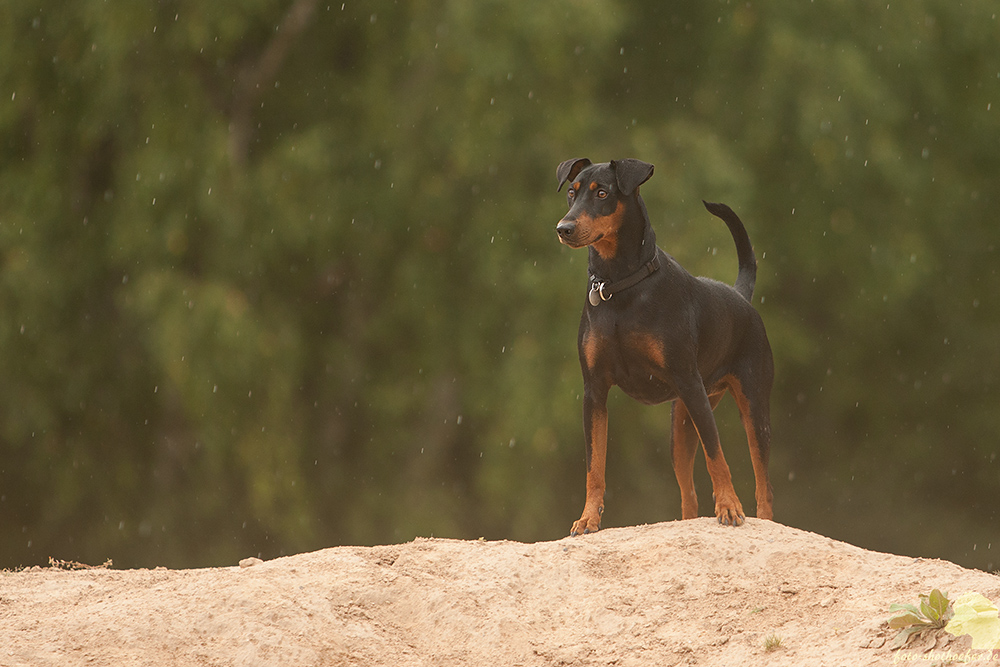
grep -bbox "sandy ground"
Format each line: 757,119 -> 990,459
2,518 -> 999,666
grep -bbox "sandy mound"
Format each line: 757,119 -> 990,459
2,519 -> 999,666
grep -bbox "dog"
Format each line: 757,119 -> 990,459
555,157 -> 774,535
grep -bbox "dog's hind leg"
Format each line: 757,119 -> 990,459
671,392 -> 725,520
729,373 -> 774,520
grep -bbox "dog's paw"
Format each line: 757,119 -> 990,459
715,496 -> 746,527
570,508 -> 602,536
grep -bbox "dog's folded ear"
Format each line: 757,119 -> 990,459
611,158 -> 654,195
556,158 -> 592,191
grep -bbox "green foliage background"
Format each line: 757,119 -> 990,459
1,0 -> 998,570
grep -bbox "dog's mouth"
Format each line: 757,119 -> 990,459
558,232 -> 603,249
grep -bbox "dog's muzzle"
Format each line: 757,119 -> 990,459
556,219 -> 576,240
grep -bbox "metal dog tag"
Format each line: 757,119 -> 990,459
589,283 -> 602,306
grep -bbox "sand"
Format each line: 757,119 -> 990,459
2,518 -> 999,666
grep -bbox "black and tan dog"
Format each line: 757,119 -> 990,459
555,157 -> 774,535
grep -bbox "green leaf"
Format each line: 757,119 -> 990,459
888,612 -> 924,629
923,589 -> 952,625
933,590 -> 954,624
891,625 -> 927,649
889,603 -> 922,616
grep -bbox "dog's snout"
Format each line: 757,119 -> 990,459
556,220 -> 576,238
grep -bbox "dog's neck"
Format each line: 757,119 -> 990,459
588,194 -> 658,282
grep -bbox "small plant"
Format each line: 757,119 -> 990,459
763,633 -> 783,652
887,588 -> 954,649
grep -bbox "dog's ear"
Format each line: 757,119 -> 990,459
556,158 -> 592,191
611,159 -> 654,196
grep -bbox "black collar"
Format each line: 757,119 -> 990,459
588,254 -> 660,306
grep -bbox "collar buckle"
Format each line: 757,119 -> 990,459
588,255 -> 660,307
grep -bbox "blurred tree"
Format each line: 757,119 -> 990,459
1,0 -> 997,570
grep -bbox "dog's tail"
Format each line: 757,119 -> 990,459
703,201 -> 757,302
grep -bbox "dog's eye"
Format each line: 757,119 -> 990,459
596,189 -> 608,199
567,189 -> 576,199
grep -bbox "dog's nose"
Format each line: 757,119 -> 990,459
556,220 -> 576,238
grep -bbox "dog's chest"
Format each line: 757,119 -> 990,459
582,317 -> 678,404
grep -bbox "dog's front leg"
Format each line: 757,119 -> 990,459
571,387 -> 608,535
677,383 -> 746,526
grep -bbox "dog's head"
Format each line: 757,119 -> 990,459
555,158 -> 653,257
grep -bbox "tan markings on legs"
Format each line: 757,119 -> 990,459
726,375 -> 774,520
677,384 -> 745,526
671,400 -> 699,519
703,444 -> 744,526
571,401 -> 607,535
672,392 -> 726,520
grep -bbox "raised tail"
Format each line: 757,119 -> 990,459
703,201 -> 757,302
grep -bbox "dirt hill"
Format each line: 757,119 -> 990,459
2,518 -> 999,666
